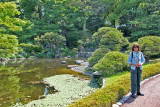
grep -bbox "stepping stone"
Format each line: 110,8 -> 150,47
67,65 -> 79,69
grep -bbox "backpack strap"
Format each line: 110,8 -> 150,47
131,52 -> 133,63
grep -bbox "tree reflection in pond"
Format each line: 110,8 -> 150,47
0,76 -> 21,107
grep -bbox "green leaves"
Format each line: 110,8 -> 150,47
0,2 -> 27,58
138,36 -> 160,58
35,32 -> 66,47
93,51 -> 129,76
0,33 -> 18,57
0,2 -> 26,32
125,36 -> 160,58
88,48 -> 110,67
92,27 -> 129,51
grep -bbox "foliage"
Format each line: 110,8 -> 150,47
92,27 -> 129,51
67,31 -> 84,48
125,36 -> 160,58
138,36 -> 160,58
0,2 -> 26,33
13,20 -> 34,43
61,47 -> 76,57
35,32 -> 66,49
1,0 -> 159,58
129,0 -> 160,40
102,0 -> 160,40
88,48 -> 110,67
93,51 -> 129,76
19,43 -> 42,53
68,62 -> 160,107
86,15 -> 104,33
0,33 -> 18,57
0,2 -> 26,58
18,0 -> 96,47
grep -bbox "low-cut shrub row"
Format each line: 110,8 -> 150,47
68,62 -> 160,107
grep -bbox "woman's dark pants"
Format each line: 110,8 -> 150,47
131,67 -> 142,95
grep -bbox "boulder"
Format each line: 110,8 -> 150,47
61,61 -> 66,64
75,60 -> 84,65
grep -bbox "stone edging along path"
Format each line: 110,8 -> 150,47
112,73 -> 160,107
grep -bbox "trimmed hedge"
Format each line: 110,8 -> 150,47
88,48 -> 110,67
138,36 -> 160,58
93,51 -> 129,76
68,62 -> 160,107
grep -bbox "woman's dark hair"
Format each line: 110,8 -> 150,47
132,43 -> 141,51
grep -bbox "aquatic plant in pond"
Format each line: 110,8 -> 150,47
12,74 -> 98,107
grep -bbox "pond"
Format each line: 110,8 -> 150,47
0,58 -> 90,107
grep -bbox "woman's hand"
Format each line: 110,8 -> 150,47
131,63 -> 137,67
136,63 -> 142,67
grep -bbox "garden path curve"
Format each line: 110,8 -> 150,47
121,74 -> 160,107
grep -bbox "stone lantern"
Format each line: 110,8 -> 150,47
90,71 -> 103,87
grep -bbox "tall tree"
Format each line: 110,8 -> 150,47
102,0 -> 160,41
0,2 -> 26,57
129,0 -> 160,41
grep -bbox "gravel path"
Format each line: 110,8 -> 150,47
121,75 -> 160,107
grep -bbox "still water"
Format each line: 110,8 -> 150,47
0,58 -> 90,107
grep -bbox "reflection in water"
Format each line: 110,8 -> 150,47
0,58 -> 89,107
0,61 -> 6,66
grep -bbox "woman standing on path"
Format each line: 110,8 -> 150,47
128,43 -> 145,98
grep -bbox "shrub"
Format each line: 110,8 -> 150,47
92,27 -> 129,51
88,48 -> 110,67
19,43 -> 42,53
138,36 -> 160,58
125,36 -> 160,58
61,47 -> 76,57
68,62 -> 160,107
0,34 -> 19,58
35,32 -> 66,49
142,62 -> 160,80
93,51 -> 129,76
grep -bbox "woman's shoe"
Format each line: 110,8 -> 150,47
137,93 -> 144,96
131,94 -> 136,98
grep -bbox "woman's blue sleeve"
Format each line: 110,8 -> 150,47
128,52 -> 132,64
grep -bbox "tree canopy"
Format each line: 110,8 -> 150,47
0,0 -> 159,58
0,2 -> 26,57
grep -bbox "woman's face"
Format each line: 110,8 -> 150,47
134,47 -> 138,52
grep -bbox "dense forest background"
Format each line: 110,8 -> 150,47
0,0 -> 160,58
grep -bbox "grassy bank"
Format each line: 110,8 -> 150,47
68,61 -> 160,107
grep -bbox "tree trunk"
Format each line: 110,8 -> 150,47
38,6 -> 42,19
83,19 -> 87,37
